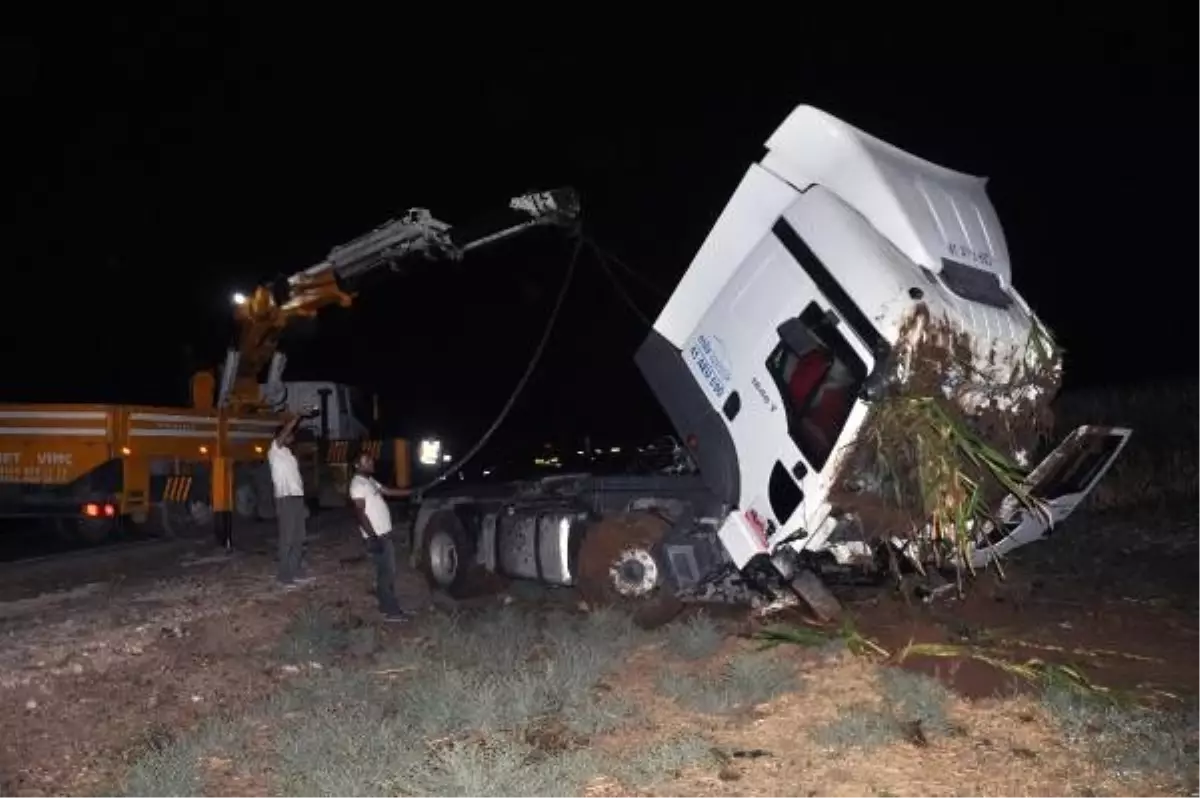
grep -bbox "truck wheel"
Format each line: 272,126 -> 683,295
160,501 -> 214,539
576,512 -> 683,627
234,482 -> 259,520
55,516 -> 116,546
418,512 -> 482,598
790,568 -> 843,623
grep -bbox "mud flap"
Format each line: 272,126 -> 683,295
968,425 -> 1131,569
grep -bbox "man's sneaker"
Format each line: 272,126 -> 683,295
278,581 -> 300,592
382,612 -> 410,623
294,576 -> 317,586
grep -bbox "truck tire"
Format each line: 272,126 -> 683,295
790,568 -> 843,623
576,512 -> 683,628
234,482 -> 259,520
418,512 -> 484,599
160,500 -> 214,539
54,516 -> 117,547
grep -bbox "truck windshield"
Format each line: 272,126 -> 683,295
766,303 -> 867,471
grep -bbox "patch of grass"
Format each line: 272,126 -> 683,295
274,700 -> 421,796
809,668 -> 954,752
563,691 -> 640,736
658,652 -> 799,715
277,603 -> 349,664
663,612 -> 725,660
608,734 -> 715,787
121,716 -> 249,797
878,667 -> 952,736
122,737 -> 205,797
1042,686 -> 1199,789
810,703 -> 898,751
406,734 -> 599,797
394,662 -> 561,737
431,604 -> 542,673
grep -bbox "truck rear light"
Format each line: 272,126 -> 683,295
83,503 -> 116,518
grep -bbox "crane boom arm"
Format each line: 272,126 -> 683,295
215,188 -> 579,412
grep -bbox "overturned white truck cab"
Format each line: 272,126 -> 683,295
412,105 -> 1130,619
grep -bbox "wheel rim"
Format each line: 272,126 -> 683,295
609,547 -> 659,597
428,529 -> 459,587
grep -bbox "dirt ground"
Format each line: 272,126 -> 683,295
0,507 -> 1195,796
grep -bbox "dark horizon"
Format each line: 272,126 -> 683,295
5,11 -> 1195,454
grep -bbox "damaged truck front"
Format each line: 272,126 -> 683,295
412,104 -> 1131,620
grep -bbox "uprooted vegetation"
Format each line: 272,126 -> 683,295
830,304 -> 1063,575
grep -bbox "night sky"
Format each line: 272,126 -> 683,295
4,9 -> 1195,459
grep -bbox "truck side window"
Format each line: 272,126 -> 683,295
765,303 -> 867,471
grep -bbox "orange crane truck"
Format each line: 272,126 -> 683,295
0,188 -> 580,546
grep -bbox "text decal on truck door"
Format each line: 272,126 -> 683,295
689,334 -> 732,399
750,376 -> 778,412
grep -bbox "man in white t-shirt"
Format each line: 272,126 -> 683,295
269,415 -> 313,588
349,452 -> 415,621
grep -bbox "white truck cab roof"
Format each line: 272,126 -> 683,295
763,105 -> 1011,285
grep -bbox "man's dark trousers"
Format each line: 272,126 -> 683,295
368,534 -> 403,615
276,496 -> 308,584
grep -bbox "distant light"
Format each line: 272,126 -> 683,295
441,453 -> 452,463
576,450 -> 584,456
482,469 -> 492,477
254,445 -> 264,454
232,291 -> 248,306
418,438 -> 441,466
121,446 -> 132,456
610,446 -> 621,453
199,445 -> 209,455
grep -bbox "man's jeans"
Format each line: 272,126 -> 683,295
276,496 -> 308,584
368,534 -> 403,615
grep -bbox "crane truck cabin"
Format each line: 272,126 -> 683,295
635,104 -> 1129,582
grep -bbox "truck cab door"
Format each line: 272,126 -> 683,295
688,230 -> 873,567
967,425 -> 1132,568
